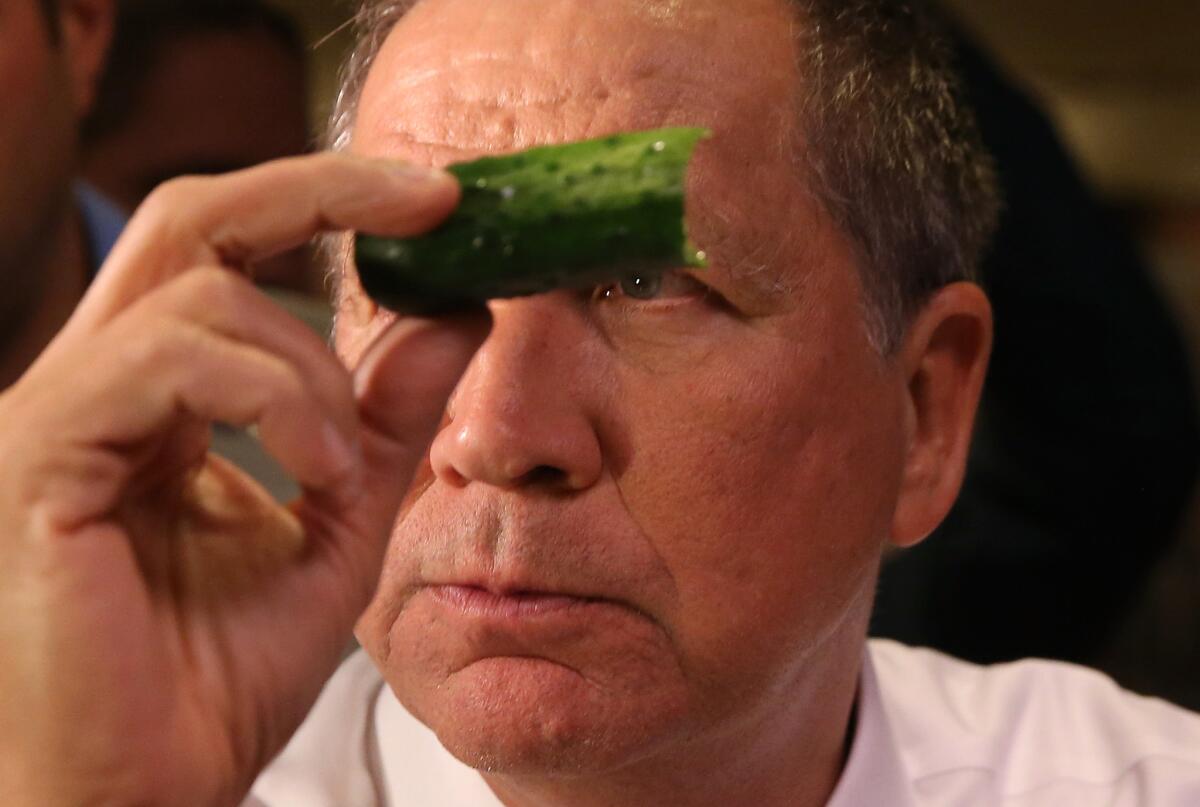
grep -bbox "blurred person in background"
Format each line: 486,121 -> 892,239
73,0 -> 322,500
0,0 -> 115,391
80,0 -> 314,292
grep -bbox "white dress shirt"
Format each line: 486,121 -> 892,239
247,640 -> 1200,806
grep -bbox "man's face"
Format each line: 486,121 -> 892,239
0,0 -> 79,319
339,0 -> 910,776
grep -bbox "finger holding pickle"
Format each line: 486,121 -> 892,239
0,153 -> 488,807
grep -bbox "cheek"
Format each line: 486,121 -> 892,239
608,334 -> 903,673
354,480 -> 454,660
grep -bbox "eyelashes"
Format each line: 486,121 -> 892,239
595,270 -> 711,306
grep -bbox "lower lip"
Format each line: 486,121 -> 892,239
427,585 -> 600,619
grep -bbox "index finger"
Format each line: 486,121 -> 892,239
63,153 -> 459,338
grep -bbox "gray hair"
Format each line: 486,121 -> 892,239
327,0 -> 998,352
327,1 -> 419,154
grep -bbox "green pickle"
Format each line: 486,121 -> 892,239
354,126 -> 710,314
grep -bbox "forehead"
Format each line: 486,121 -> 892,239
357,0 -> 797,158
352,0 -> 829,309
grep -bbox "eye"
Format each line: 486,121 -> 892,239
614,274 -> 661,300
600,271 -> 705,303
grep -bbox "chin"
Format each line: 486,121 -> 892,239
407,656 -> 689,777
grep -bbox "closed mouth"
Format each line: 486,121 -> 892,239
426,584 -> 619,619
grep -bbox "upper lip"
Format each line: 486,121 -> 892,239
412,553 -> 661,624
428,577 -> 607,602
418,550 -> 635,606
400,494 -> 664,616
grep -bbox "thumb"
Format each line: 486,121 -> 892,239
356,312 -> 491,442
313,312 -> 490,583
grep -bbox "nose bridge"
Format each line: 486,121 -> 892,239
432,298 -> 603,490
457,300 -> 563,414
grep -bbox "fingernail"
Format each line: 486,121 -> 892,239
385,161 -> 455,185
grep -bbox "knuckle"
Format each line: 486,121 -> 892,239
132,176 -> 212,245
260,357 -> 308,410
143,175 -> 207,214
180,266 -> 250,311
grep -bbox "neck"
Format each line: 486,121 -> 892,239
0,197 -> 89,390
484,618 -> 868,807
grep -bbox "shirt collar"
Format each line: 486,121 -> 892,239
826,642 -> 919,807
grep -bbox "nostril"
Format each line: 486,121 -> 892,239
518,465 -> 569,488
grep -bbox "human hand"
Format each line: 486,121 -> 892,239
0,154 -> 487,806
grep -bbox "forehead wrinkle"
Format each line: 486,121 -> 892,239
365,0 -> 784,153
398,52 -> 573,105
366,59 -> 626,156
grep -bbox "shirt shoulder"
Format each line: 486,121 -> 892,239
867,639 -> 1200,806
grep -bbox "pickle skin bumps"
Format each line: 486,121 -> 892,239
354,127 -> 710,314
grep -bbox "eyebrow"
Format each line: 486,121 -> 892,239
705,255 -> 796,315
688,200 -> 802,312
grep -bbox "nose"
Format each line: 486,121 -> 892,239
429,299 -> 604,491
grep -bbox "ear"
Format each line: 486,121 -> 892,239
58,0 -> 114,117
890,281 -> 992,548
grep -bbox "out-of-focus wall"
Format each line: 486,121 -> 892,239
270,0 -> 356,141
943,0 -> 1200,203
